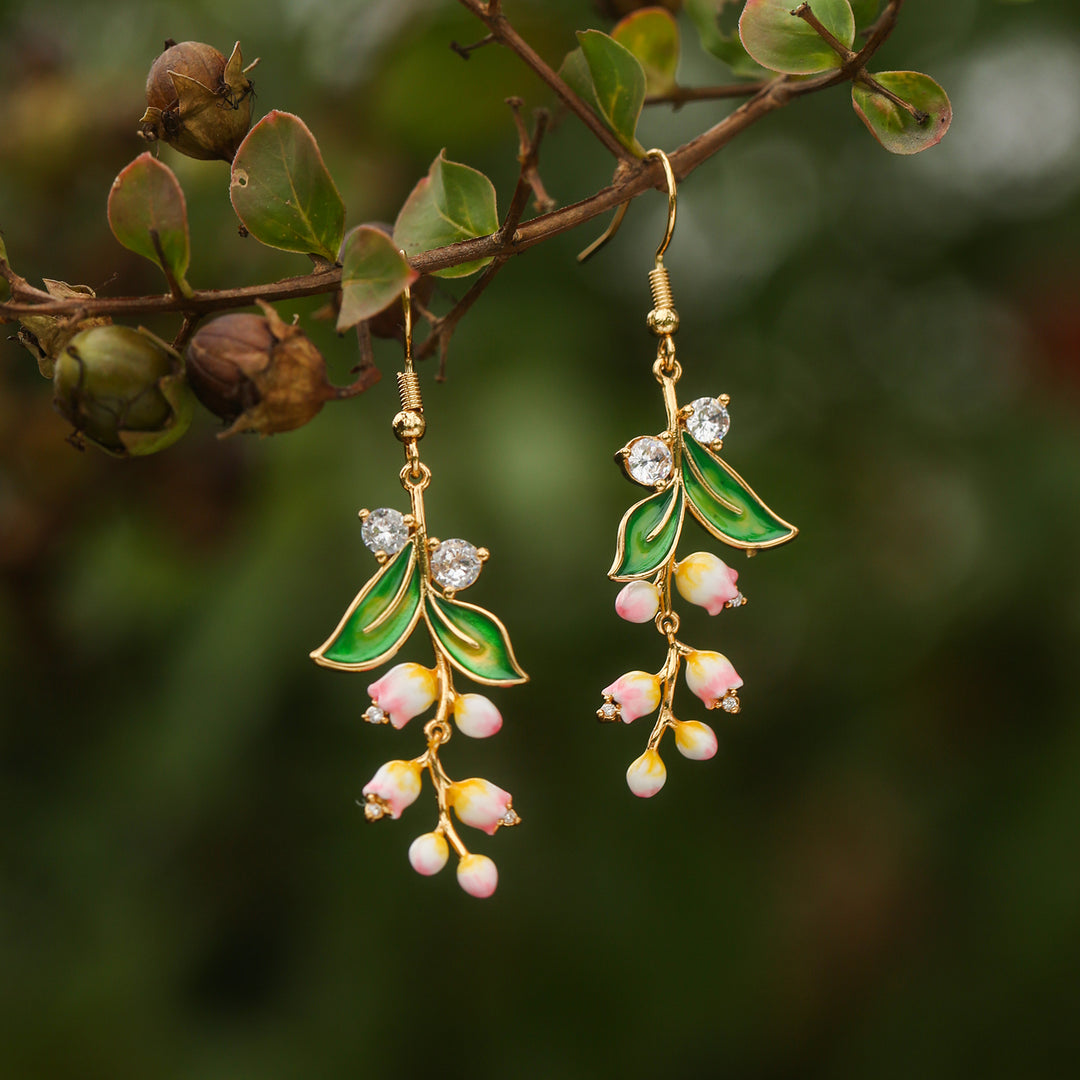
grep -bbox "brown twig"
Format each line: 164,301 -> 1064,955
645,82 -> 769,107
456,0 -> 635,164
505,98 -> 556,220
450,34 -> 495,60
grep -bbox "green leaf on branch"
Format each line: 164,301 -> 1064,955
310,545 -> 424,671
612,8 -> 680,95
740,0 -> 855,75
609,484 -> 684,581
230,111 -> 345,263
337,226 -> 418,333
852,71 -> 953,155
425,592 -> 528,686
685,0 -> 769,78
107,153 -> 192,295
392,150 -> 499,279
850,0 -> 881,27
559,30 -> 646,155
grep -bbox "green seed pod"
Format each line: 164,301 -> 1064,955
186,301 -> 337,438
53,325 -> 193,456
138,40 -> 255,162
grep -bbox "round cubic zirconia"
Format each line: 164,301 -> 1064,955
626,436 -> 673,485
686,397 -> 730,445
431,538 -> 482,590
362,508 -> 409,556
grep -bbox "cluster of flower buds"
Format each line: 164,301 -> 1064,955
600,549 -> 746,798
358,661 -> 518,898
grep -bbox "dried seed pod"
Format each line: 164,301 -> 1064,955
186,301 -> 337,437
138,40 -> 254,162
16,280 -> 111,379
53,324 -> 193,456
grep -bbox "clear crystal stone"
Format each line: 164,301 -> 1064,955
686,397 -> 730,445
431,538 -> 482,590
500,809 -> 518,827
362,508 -> 409,556
727,593 -> 746,608
597,700 -> 620,722
363,799 -> 385,821
626,437 -> 673,485
363,705 -> 388,725
721,694 -> 741,713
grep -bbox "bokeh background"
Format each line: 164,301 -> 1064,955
3,0 -> 1079,1076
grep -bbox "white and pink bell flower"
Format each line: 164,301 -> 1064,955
674,552 -> 741,615
362,759 -> 423,819
615,580 -> 661,623
367,662 -> 438,729
673,719 -> 719,760
447,778 -> 518,835
408,831 -> 449,876
602,670 -> 662,723
457,853 -> 498,898
626,748 -> 667,798
684,649 -> 743,709
452,692 -> 503,739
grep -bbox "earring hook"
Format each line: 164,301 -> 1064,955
576,148 -> 678,264
400,254 -> 414,374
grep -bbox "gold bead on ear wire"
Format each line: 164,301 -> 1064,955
311,276 -> 528,897
585,149 -> 798,799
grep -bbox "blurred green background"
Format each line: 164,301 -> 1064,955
3,0 -> 1079,1076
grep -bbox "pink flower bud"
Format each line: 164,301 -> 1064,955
602,671 -> 662,723
615,580 -> 661,623
361,759 -> 423,819
674,552 -> 740,615
684,650 -> 743,709
452,693 -> 503,739
408,831 -> 449,876
457,853 -> 498,898
367,662 -> 438,729
626,748 -> 667,798
673,719 -> 718,760
447,778 -> 517,835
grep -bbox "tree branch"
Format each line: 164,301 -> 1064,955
645,82 -> 769,107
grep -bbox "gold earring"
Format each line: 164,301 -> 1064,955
311,278 -> 527,897
589,149 -> 798,797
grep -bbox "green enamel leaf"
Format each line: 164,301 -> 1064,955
682,433 -> 798,549
560,31 -> 646,156
852,72 -> 952,155
311,544 -> 422,670
609,483 -> 683,581
425,593 -> 527,686
337,226 -> 418,333
739,0 -> 855,75
685,0 -> 769,78
107,153 -> 191,295
392,150 -> 499,279
230,111 -> 345,262
612,8 -> 680,95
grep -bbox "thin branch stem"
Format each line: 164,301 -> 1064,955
450,34 -> 495,60
645,81 -> 769,107
456,0 -> 634,164
790,3 -> 856,64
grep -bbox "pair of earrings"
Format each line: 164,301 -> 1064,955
310,150 -> 798,898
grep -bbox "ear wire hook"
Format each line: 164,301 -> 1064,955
576,148 -> 678,264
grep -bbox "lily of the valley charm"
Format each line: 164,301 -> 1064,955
597,149 -> 797,799
313,285 -> 526,897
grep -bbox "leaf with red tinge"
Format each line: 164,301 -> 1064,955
337,226 -> 418,333
740,0 -> 855,75
107,153 -> 191,294
393,151 -> 499,279
612,8 -> 680,95
853,72 -> 952,155
230,111 -> 345,262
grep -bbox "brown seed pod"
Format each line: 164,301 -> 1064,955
138,39 -> 255,162
186,301 -> 338,437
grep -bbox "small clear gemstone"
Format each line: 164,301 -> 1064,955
431,538 -> 482,590
500,808 -> 518,827
597,700 -> 620,722
721,694 -> 740,713
727,592 -> 746,608
362,508 -> 409,556
363,799 -> 386,821
626,437 -> 673,485
686,397 -> 730,445
363,705 -> 388,725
